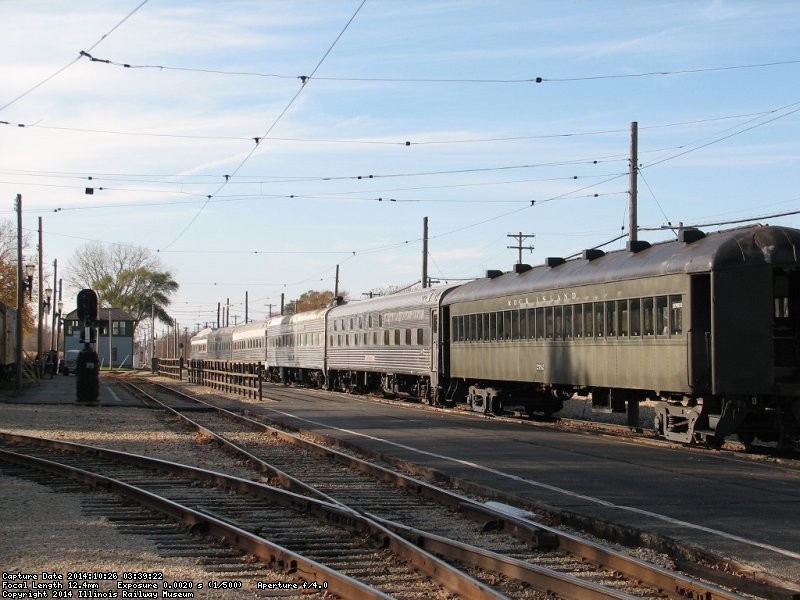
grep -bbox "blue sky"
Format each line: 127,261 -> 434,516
2,1 -> 800,334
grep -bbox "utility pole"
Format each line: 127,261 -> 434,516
422,217 -> 429,288
37,217 -> 43,359
629,121 -> 638,243
334,264 -> 339,299
50,259 -> 57,350
15,195 -> 24,391
507,232 -> 535,265
245,291 -> 248,324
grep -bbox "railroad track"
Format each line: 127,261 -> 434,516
106,376 -> 758,599
0,433 -> 502,599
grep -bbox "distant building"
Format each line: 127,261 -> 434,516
62,307 -> 136,368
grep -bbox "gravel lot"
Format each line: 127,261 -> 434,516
0,402 -> 316,599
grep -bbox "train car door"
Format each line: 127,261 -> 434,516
431,308 -> 439,377
690,274 -> 712,393
773,268 -> 800,380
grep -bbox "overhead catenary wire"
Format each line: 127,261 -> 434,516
159,0 -> 368,251
0,0 -> 151,113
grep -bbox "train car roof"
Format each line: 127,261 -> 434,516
329,285 -> 458,317
231,319 -> 267,338
443,224 -> 800,304
191,327 -> 214,342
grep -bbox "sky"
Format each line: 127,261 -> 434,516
2,0 -> 800,336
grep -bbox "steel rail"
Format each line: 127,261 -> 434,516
0,432 -> 506,600
139,378 -> 749,600
0,444 -> 387,600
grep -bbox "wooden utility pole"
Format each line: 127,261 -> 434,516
245,291 -> 249,324
507,232 -> 535,265
629,121 -> 638,242
422,217 -> 429,288
334,264 -> 340,298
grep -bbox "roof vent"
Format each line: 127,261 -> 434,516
626,240 -> 651,253
583,249 -> 605,261
513,263 -> 532,274
546,257 -> 565,268
486,269 -> 503,279
679,228 -> 706,244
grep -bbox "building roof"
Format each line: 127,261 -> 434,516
64,307 -> 137,321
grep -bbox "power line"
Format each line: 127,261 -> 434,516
78,53 -> 800,84
159,0 -> 368,250
0,0 -> 151,113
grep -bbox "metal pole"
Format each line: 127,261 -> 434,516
108,308 -> 112,371
15,195 -> 23,391
37,217 -> 43,360
334,264 -> 339,298
50,259 -> 57,350
422,217 -> 428,288
629,121 -> 638,243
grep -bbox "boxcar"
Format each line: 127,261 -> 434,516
326,286 -> 456,400
442,225 -> 800,446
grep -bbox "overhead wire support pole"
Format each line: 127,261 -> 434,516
629,121 -> 638,243
15,195 -> 24,391
422,217 -> 429,288
507,232 -> 535,265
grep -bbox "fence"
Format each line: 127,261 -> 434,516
155,358 -> 263,401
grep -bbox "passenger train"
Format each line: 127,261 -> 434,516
190,224 -> 800,448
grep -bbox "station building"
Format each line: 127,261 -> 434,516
62,307 -> 136,369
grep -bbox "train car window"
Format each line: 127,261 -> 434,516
583,303 -> 593,337
545,307 -> 554,339
503,311 -> 512,340
643,298 -> 654,335
482,313 -> 490,341
368,315 -> 373,328
489,312 -> 497,341
519,309 -> 528,339
373,331 -> 378,345
535,308 -> 544,339
564,305 -> 573,339
617,300 -> 628,337
432,312 -> 438,334
358,316 -> 363,329
417,328 -> 424,345
405,329 -> 412,345
467,314 -> 475,342
669,295 -> 683,335
333,320 -> 337,331
394,329 -> 401,345
605,301 -> 616,337
511,310 -> 520,340
630,299 -> 641,336
554,306 -> 563,340
574,304 -> 584,338
594,303 -> 605,337
384,330 -> 390,345
656,296 -> 668,336
354,333 -> 360,346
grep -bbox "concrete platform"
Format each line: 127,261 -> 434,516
0,371 -> 143,407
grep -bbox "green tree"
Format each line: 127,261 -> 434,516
284,289 -> 347,314
66,242 -> 178,329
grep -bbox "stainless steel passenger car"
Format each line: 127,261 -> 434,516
442,225 -> 800,445
231,320 -> 267,363
189,327 -> 213,360
326,286 -> 456,400
265,309 -> 328,386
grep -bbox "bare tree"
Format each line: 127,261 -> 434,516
66,242 -> 178,328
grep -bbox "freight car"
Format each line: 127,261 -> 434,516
189,224 -> 800,447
